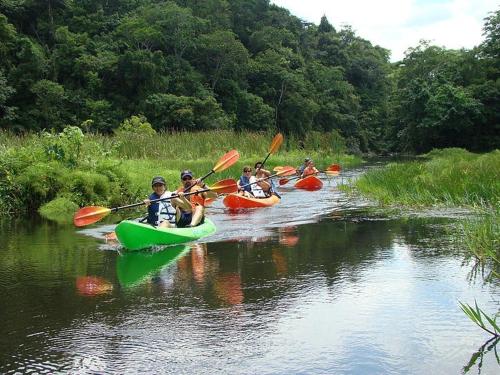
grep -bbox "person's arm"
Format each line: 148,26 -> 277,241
171,192 -> 192,211
261,168 -> 271,177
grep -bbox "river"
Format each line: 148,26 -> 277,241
0,165 -> 498,374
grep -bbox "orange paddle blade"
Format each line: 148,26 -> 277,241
209,178 -> 238,194
213,149 -> 240,172
74,206 -> 112,227
269,133 -> 284,154
275,166 -> 296,176
326,164 -> 341,172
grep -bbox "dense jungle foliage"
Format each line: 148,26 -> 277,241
0,1 -> 498,154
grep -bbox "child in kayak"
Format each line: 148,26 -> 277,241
143,176 -> 176,228
172,170 -> 217,227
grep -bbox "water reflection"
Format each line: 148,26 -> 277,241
116,244 -> 190,287
76,276 -> 113,296
1,170 -> 500,373
463,336 -> 500,374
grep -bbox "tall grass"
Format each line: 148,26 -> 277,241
112,129 -> 348,159
0,128 -> 361,219
352,148 -> 500,267
355,148 -> 500,207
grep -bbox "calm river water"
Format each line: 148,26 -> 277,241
0,166 -> 498,374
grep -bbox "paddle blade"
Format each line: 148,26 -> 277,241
208,178 -> 238,194
326,164 -> 341,172
213,150 -> 240,173
269,133 -> 284,154
275,166 -> 296,176
73,206 -> 112,227
325,170 -> 340,177
279,178 -> 290,185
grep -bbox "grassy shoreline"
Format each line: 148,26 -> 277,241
350,148 -> 499,268
0,127 -> 361,220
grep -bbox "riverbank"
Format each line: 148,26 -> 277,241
350,148 -> 499,269
0,126 -> 361,220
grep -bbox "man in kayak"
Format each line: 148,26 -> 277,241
297,157 -> 311,176
253,161 -> 272,197
171,170 -> 217,228
143,176 -> 176,228
301,160 -> 319,178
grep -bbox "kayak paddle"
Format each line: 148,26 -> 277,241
183,149 -> 240,193
73,178 -> 238,227
199,149 -> 240,182
239,166 -> 296,190
279,164 -> 341,185
259,133 -> 283,169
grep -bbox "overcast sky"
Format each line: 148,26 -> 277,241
271,0 -> 498,61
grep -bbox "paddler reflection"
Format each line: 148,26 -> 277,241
278,226 -> 299,247
76,276 -> 113,296
177,243 -> 244,306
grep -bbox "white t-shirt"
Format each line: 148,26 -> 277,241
250,176 -> 267,198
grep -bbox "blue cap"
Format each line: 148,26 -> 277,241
180,170 -> 193,179
151,176 -> 166,186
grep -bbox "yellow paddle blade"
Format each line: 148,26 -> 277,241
269,133 -> 284,154
74,206 -> 112,227
213,150 -> 240,172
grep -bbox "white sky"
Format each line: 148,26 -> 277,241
271,0 -> 499,61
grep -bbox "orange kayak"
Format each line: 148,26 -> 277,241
223,193 -> 280,209
294,175 -> 323,190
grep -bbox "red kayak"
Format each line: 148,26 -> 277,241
294,175 -> 323,190
223,193 -> 280,209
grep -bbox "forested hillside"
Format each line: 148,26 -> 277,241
0,1 -> 498,153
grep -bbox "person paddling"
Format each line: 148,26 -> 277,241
171,170 -> 217,228
301,160 -> 319,178
143,176 -> 176,228
237,166 -> 254,198
253,161 -> 272,197
297,157 -> 311,176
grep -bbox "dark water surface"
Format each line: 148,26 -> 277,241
1,168 -> 499,374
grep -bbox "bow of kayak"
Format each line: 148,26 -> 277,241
223,193 -> 280,209
294,175 -> 323,190
115,218 -> 216,251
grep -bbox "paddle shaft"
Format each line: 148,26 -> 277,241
110,186 -> 214,212
239,171 -> 282,190
281,169 -> 337,184
259,153 -> 271,170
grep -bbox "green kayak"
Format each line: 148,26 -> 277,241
115,218 -> 216,251
116,244 -> 190,287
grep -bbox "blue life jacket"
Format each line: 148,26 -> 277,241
146,192 -> 176,226
239,175 -> 252,192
